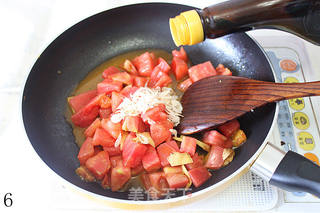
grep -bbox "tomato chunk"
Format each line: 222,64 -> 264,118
110,165 -> 131,191
133,52 -> 154,77
111,92 -> 124,112
188,61 -> 217,82
202,130 -> 232,148
97,79 -> 123,95
122,133 -> 148,168
172,47 -> 188,63
188,167 -> 212,187
85,151 -> 111,180
217,119 -> 240,138
166,140 -> 180,152
92,127 -> 115,147
171,57 -> 188,81
122,116 -> 146,133
142,146 -> 161,172
103,146 -> 121,157
147,171 -> 169,198
133,76 -> 148,87
153,73 -> 172,88
157,142 -> 177,167
177,78 -> 192,92
216,64 -> 232,76
131,164 -> 145,177
156,57 -> 171,73
150,122 -> 172,147
68,90 -> 97,113
102,66 -> 120,79
204,145 -> 224,170
101,117 -> 121,139
77,137 -> 95,165
84,118 -> 101,138
166,173 -> 189,189
185,153 -> 204,170
71,105 -> 99,128
120,85 -> 138,98
123,59 -> 138,75
141,104 -> 167,124
109,72 -> 133,85
76,165 -> 95,182
99,108 -> 112,119
99,95 -> 112,109
180,136 -> 197,156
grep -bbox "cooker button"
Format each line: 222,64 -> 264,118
297,132 -> 314,151
280,59 -> 297,71
288,98 -> 305,111
303,152 -> 319,165
292,112 -> 310,130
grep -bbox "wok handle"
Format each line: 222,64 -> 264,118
251,142 -> 320,197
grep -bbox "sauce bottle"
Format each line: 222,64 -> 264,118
169,0 -> 320,46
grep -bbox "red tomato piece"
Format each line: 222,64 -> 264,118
180,136 -> 197,156
153,73 -> 172,88
110,165 -> 131,191
202,130 -> 232,148
142,146 -> 161,172
77,137 -> 95,165
150,122 -> 172,147
92,127 -> 115,147
133,52 -> 154,77
120,85 -> 138,98
109,72 -> 133,85
157,57 -> 171,73
148,171 -> 169,198
71,105 -> 99,128
111,92 -> 124,112
133,76 -> 148,87
122,116 -> 146,133
101,117 -> 121,139
99,95 -> 112,109
140,173 -> 152,190
216,64 -> 233,76
102,66 -> 120,79
188,61 -> 217,83
103,146 -> 121,157
171,57 -> 188,81
141,104 -> 167,124
204,145 -> 224,170
157,142 -> 177,167
99,108 -> 112,119
85,151 -> 111,180
97,79 -> 123,95
217,119 -> 240,138
122,133 -> 148,168
166,173 -> 189,189
177,78 -> 192,92
188,167 -> 212,187
131,164 -> 145,177
101,172 -> 110,189
84,118 -> 101,138
172,47 -> 188,63
185,153 -> 204,170
68,90 -> 97,113
110,155 -> 123,168
123,59 -> 139,75
167,140 -> 180,152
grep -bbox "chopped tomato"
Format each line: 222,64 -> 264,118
180,136 -> 197,156
204,145 -> 224,170
148,171 -> 169,198
142,146 -> 161,172
97,79 -> 123,95
101,117 -> 121,139
171,57 -> 188,81
99,95 -> 112,109
216,64 -> 232,76
150,122 -> 172,147
122,133 -> 148,168
122,116 -> 146,133
76,166 -> 95,182
188,61 -> 217,82
188,167 -> 212,187
109,72 -> 133,85
185,153 -> 204,170
99,108 -> 112,119
166,173 -> 189,189
77,137 -> 94,165
202,130 -> 232,148
156,57 -> 171,73
85,151 -> 111,180
101,172 -> 111,189
133,76 -> 148,87
103,146 -> 121,157
140,173 -> 152,190
157,142 -> 177,167
92,127 -> 115,147
102,66 -> 120,79
71,105 -> 99,128
68,90 -> 97,113
84,118 -> 101,138
131,164 -> 145,176
110,165 -> 131,191
177,78 -> 192,92
153,73 -> 172,88
217,119 -> 240,138
172,47 -> 188,62
133,52 -> 154,77
120,85 -> 138,98
141,104 -> 167,124
123,59 -> 138,75
110,155 -> 123,168
111,92 -> 124,112
166,140 -> 180,152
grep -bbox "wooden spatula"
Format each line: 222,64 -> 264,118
178,75 -> 320,135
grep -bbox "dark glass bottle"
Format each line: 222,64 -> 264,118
170,0 -> 320,46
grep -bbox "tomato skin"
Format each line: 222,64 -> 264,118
188,61 -> 217,83
171,57 -> 188,81
150,122 -> 172,147
172,47 -> 188,63
122,116 -> 146,133
122,133 -> 148,168
217,119 -> 240,138
157,142 -> 177,167
85,151 -> 111,180
102,66 -> 120,79
133,52 -> 155,77
166,173 -> 189,189
177,78 -> 192,92
99,108 -> 112,119
185,153 -> 204,170
111,92 -> 124,112
188,167 -> 212,187
97,79 -> 123,95
101,118 -> 121,139
84,118 -> 101,138
204,145 -> 224,170
68,90 -> 97,113
123,59 -> 139,75
202,130 -> 232,148
110,165 -> 131,191
92,127 -> 115,147
142,146 -> 161,172
78,137 -> 95,165
71,105 -> 99,128
109,72 -> 133,85
180,136 -> 197,156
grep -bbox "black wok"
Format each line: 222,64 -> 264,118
23,3 -> 314,206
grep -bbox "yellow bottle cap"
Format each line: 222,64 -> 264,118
169,10 -> 204,46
